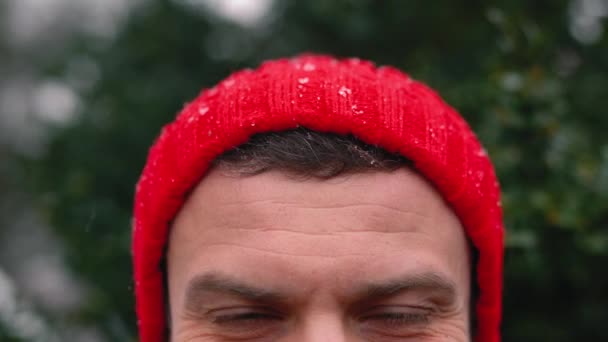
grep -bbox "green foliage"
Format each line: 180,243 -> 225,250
13,0 -> 608,340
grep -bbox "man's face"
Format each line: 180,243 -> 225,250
167,168 -> 471,341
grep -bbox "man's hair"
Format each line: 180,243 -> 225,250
212,127 -> 412,177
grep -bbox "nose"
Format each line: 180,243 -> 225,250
297,312 -> 351,342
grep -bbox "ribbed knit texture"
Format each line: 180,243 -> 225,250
133,54 -> 504,341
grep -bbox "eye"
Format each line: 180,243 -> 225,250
363,311 -> 430,326
206,307 -> 285,339
212,308 -> 283,325
358,306 -> 433,335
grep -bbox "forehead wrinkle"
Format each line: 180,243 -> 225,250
203,190 -> 434,220
199,242 -> 374,259
215,199 -> 429,215
215,226 -> 422,236
199,201 -> 431,236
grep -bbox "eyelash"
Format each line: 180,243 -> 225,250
212,310 -> 430,326
209,309 -> 284,337
366,311 -> 431,326
212,311 -> 282,325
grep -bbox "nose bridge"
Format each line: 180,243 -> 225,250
296,311 -> 351,342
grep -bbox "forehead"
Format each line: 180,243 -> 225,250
167,168 -> 469,289
178,167 -> 453,222
181,168 -> 449,236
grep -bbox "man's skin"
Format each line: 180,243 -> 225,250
167,167 -> 471,341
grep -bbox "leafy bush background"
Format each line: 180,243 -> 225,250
1,0 -> 607,341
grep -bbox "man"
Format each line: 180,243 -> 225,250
133,55 -> 504,341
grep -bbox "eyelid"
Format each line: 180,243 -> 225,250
361,304 -> 435,314
358,305 -> 434,323
364,311 -> 430,325
202,306 -> 285,340
209,306 -> 284,324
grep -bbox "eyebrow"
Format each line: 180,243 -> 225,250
353,272 -> 458,305
183,271 -> 458,314
183,272 -> 287,311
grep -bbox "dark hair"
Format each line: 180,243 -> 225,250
212,127 -> 412,177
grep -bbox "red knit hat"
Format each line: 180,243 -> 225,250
133,54 -> 504,341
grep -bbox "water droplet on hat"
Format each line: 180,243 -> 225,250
224,79 -> 235,87
351,104 -> 364,115
198,106 -> 209,115
251,122 -> 256,127
298,77 -> 309,84
338,86 -> 352,97
303,62 -> 316,71
477,148 -> 488,157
